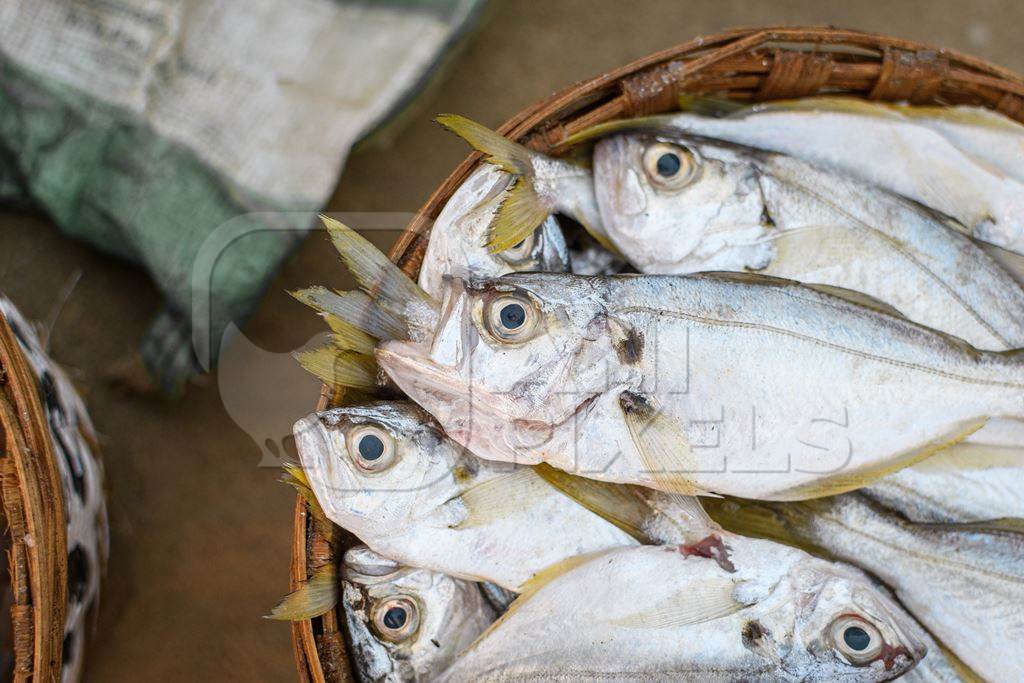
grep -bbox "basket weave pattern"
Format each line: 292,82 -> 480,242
0,316 -> 69,681
290,26 -> 1024,682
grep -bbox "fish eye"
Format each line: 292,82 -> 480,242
347,425 -> 396,472
830,615 -> 884,665
642,142 -> 699,191
371,595 -> 420,642
499,228 -> 541,266
485,294 -> 539,343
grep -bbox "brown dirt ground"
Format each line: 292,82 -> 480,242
1,1 -> 1022,680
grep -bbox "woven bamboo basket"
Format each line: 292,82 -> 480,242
290,25 -> 1024,681
0,297 -> 108,682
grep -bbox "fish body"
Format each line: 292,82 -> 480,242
342,546 -> 496,683
438,542 -> 925,682
706,493 -> 1024,681
293,401 -> 636,591
377,272 -> 1024,500
419,165 -> 569,299
619,98 -> 1024,255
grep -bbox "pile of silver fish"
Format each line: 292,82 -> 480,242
283,97 -> 1024,682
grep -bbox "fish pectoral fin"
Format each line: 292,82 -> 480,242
774,418 -> 989,501
558,115 -> 675,147
799,283 -> 907,319
516,549 -> 613,597
266,564 -> 337,621
979,241 -> 1024,286
619,391 -> 716,497
608,580 -> 742,630
724,95 -> 906,120
454,468 -> 552,529
533,463 -> 656,542
535,463 -> 717,545
908,440 -> 1024,473
293,345 -> 378,394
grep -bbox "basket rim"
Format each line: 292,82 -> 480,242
291,24 -> 1024,683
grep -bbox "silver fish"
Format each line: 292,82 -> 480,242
706,493 -> 1024,681
374,271 -> 1024,501
342,545 -> 496,683
418,164 -> 569,299
437,542 -> 926,681
587,131 -> 1024,352
293,401 -> 636,591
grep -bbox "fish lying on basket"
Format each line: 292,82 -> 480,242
341,546 -> 496,683
605,96 -> 1024,257
435,541 -> 926,681
291,390 -> 931,680
316,222 -> 1024,503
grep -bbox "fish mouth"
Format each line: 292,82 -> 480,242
375,343 -> 470,407
292,412 -> 362,499
882,611 -> 928,669
293,413 -> 329,474
375,342 -> 519,451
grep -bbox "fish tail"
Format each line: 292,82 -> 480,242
293,345 -> 379,394
435,114 -> 535,176
436,114 -> 555,253
265,564 -> 338,621
290,287 -> 406,341
320,216 -> 435,323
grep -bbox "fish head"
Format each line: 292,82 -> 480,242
592,133 -> 770,272
376,273 -> 611,464
766,559 -> 927,680
419,166 -> 570,299
292,402 -> 462,534
341,546 -> 495,682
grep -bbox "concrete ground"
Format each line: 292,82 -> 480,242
1,1 -> 1022,680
